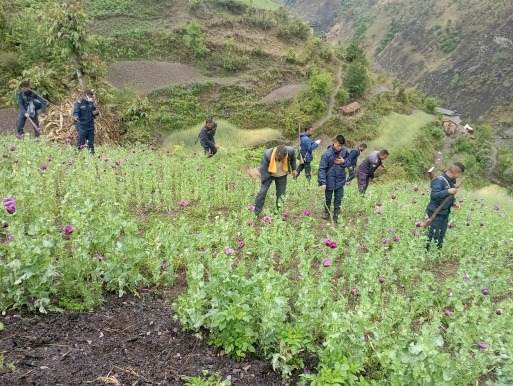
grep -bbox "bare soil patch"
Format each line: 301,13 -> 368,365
0,291 -> 283,386
259,84 -> 307,103
0,108 -> 18,135
106,61 -> 241,94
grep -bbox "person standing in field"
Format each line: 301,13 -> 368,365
72,89 -> 99,154
345,142 -> 367,185
199,118 -> 219,157
249,145 -> 298,216
425,162 -> 464,249
16,80 -> 48,139
295,124 -> 321,182
317,135 -> 349,224
357,149 -> 389,195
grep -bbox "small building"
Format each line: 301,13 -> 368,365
339,102 -> 361,116
443,116 -> 462,135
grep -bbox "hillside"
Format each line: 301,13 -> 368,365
287,0 -> 513,124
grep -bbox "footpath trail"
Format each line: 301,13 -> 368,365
312,58 -> 343,129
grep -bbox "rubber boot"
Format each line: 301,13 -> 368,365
333,208 -> 341,224
321,209 -> 330,220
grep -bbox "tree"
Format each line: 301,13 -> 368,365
345,61 -> 369,98
183,20 -> 208,58
38,1 -> 90,90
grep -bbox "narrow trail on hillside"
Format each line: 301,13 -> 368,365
486,145 -> 498,179
312,59 -> 343,129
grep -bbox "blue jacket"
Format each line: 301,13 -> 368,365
73,98 -> 97,130
199,122 -> 217,148
258,146 -> 297,182
17,90 -> 47,114
426,173 -> 456,216
346,148 -> 361,169
298,132 -> 319,162
317,145 -> 349,190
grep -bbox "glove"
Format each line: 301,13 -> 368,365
315,140 -> 321,145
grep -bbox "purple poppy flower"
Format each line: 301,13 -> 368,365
195,166 -> 201,171
351,287 -> 359,296
477,341 -> 487,350
412,199 -> 417,204
482,288 -> 490,295
40,163 -> 48,171
8,144 -> 16,151
3,197 -> 16,214
415,221 -> 424,228
224,247 -> 235,255
80,144 -> 87,149
375,209 -> 383,215
238,240 -> 245,249
2,221 -> 8,228
303,366 -> 310,375
246,220 -> 253,226
393,235 -> 400,242
161,262 -> 169,271
324,239 -> 337,248
65,137 -> 71,143
448,223 -> 455,229
463,274 -> 469,281
281,212 -> 289,219
322,259 -> 331,267
494,205 -> 500,211
391,194 -> 397,200
413,230 -> 420,237
413,186 -> 419,192
302,209 -> 311,216
247,205 -> 255,211
378,277 -> 385,284
444,309 -> 453,317
2,153 -> 8,158
263,216 -> 272,223
6,233 -> 14,242
179,199 -> 189,207
381,237 -> 389,245
63,224 -> 74,235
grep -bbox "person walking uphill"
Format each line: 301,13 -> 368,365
249,145 -> 298,216
199,118 -> 219,157
16,80 -> 48,139
318,135 -> 349,224
357,149 -> 389,195
295,125 -> 321,182
72,89 -> 99,154
345,143 -> 367,184
425,162 -> 465,249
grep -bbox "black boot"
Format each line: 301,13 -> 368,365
322,210 -> 330,220
333,208 -> 341,224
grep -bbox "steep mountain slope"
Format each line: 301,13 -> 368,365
287,0 -> 513,122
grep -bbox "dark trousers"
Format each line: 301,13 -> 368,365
77,127 -> 95,153
254,175 -> 287,216
203,146 -> 217,157
296,161 -> 311,180
427,212 -> 449,249
16,111 -> 41,138
324,186 -> 344,212
357,172 -> 370,194
346,168 -> 356,183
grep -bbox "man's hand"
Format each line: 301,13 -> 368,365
248,168 -> 260,178
320,184 -> 326,191
334,157 -> 344,165
448,188 -> 458,195
214,144 -> 220,149
92,110 -> 99,116
24,113 -> 30,118
292,170 -> 298,177
453,202 -> 461,210
315,139 -> 321,145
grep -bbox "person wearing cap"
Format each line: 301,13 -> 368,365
295,124 -> 320,182
199,118 -> 219,157
72,89 -> 99,154
16,80 -> 48,139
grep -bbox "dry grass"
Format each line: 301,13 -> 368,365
41,94 -> 121,145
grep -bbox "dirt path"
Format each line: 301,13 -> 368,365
486,145 -> 498,178
312,59 -> 343,129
